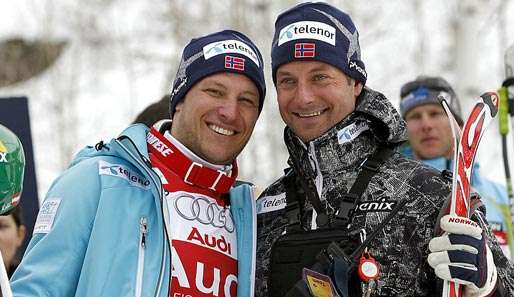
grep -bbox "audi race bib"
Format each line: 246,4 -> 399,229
165,191 -> 238,297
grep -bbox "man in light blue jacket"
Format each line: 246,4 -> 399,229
400,75 -> 514,259
11,29 -> 266,297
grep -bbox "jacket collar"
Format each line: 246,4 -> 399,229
285,116 -> 375,175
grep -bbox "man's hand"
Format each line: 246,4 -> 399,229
428,215 -> 497,297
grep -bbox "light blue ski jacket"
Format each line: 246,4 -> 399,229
10,124 -> 257,297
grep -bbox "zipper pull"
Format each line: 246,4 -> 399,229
140,217 -> 148,248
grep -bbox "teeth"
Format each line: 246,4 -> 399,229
209,124 -> 235,136
297,110 -> 323,117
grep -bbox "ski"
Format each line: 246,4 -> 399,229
439,92 -> 500,297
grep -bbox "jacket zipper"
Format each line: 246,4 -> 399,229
135,217 -> 148,297
115,138 -> 167,297
249,186 -> 257,297
308,142 -> 324,229
308,142 -> 323,198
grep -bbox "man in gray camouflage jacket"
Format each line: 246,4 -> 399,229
255,2 -> 514,297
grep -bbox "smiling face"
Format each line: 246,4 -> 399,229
405,103 -> 454,160
170,72 -> 260,165
275,61 -> 363,142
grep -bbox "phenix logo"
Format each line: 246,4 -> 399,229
356,198 -> 396,212
98,160 -> 150,189
349,61 -> 367,78
203,39 -> 260,66
171,77 -> 187,98
278,21 -> 336,46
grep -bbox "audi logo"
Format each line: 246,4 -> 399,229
173,193 -> 235,233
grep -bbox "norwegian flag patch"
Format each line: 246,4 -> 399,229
224,55 -> 245,71
294,43 -> 315,58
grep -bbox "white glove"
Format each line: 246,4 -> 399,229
428,215 -> 497,297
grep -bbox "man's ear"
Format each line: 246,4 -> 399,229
175,101 -> 184,113
354,81 -> 363,97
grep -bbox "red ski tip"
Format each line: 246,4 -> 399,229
479,92 -> 500,116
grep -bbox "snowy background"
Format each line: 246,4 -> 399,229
1,0 -> 513,202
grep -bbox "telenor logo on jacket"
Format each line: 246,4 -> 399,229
98,160 -> 150,189
256,193 -> 286,214
337,121 -> 369,144
355,198 -> 396,213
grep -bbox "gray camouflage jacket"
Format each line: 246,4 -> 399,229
255,87 -> 514,296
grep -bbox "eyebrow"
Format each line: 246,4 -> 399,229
205,81 -> 228,90
276,69 -> 293,77
308,65 -> 331,73
242,89 -> 258,96
276,65 -> 332,77
206,81 -> 258,98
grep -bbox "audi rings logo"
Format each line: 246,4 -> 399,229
174,194 -> 235,233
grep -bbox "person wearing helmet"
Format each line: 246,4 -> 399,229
0,124 -> 24,215
0,124 -> 25,297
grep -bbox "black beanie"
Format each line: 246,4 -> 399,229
170,30 -> 266,117
271,2 -> 367,85
400,76 -> 463,125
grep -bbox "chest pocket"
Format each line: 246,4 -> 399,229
269,228 -> 363,297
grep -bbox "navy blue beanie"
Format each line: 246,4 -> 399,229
271,2 -> 367,85
170,30 -> 266,117
400,76 -> 463,125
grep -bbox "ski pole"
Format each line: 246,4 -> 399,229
502,44 -> 514,256
499,84 -> 514,227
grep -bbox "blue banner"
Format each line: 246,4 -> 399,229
0,96 -> 39,257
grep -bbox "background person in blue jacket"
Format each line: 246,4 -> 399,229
400,75 -> 514,259
11,29 -> 266,297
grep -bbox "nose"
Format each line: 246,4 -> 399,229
419,114 -> 433,131
217,98 -> 238,122
295,80 -> 315,105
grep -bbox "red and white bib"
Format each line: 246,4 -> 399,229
147,128 -> 238,297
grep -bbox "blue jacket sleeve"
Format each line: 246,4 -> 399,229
11,159 -> 102,297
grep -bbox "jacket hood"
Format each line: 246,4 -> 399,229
70,123 -> 150,167
354,87 -> 408,145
